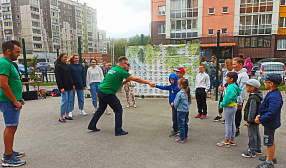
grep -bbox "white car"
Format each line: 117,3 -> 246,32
255,62 -> 286,81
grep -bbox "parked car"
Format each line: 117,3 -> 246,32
16,63 -> 32,74
251,65 -> 259,76
35,62 -> 54,72
255,62 -> 286,81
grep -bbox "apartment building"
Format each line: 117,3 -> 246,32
0,0 -> 107,61
151,0 -> 286,60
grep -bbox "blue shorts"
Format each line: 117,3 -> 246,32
0,101 -> 22,126
263,127 -> 276,146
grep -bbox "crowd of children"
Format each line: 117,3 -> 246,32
156,57 -> 283,168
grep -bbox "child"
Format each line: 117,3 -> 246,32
255,74 -> 283,168
241,79 -> 263,158
172,78 -> 191,143
156,73 -> 180,137
214,59 -> 234,122
194,64 -> 210,119
217,72 -> 241,147
173,67 -> 185,79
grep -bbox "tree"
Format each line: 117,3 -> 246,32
128,34 -> 151,46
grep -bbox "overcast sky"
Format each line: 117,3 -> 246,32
77,0 -> 151,39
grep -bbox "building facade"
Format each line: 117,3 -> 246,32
0,0 -> 107,61
151,0 -> 286,60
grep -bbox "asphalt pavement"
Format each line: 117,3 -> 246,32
0,90 -> 285,168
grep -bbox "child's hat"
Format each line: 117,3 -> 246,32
261,73 -> 282,85
173,67 -> 185,74
246,79 -> 261,89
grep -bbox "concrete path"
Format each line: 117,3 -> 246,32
0,91 -> 285,168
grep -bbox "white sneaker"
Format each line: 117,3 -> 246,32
105,110 -> 111,115
80,110 -> 87,116
68,112 -> 73,118
126,104 -> 130,108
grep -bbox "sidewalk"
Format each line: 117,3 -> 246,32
0,91 -> 285,168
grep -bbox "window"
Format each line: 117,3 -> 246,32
158,25 -> 166,34
4,22 -> 12,26
17,15 -> 19,19
282,0 -> 286,6
239,14 -> 272,35
208,29 -> 214,35
277,39 -> 286,50
222,29 -> 228,35
3,14 -> 12,20
32,29 -> 41,34
31,14 -> 39,19
30,6 -> 39,12
34,44 -> 42,49
222,7 -> 228,13
238,36 -> 271,48
33,36 -> 41,41
209,8 -> 215,14
158,6 -> 166,15
18,30 -> 21,34
17,23 -> 20,27
30,0 -> 39,4
279,17 -> 286,28
32,21 -> 40,27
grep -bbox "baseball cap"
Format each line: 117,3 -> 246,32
246,79 -> 261,89
173,67 -> 185,74
261,73 -> 282,85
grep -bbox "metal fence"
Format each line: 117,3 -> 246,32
21,73 -> 56,83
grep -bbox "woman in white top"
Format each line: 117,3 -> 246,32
124,63 -> 136,108
86,58 -> 104,111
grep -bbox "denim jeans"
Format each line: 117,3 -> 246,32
209,75 -> 220,92
248,124 -> 261,152
224,106 -> 237,140
88,90 -> 124,134
70,89 -> 84,110
60,90 -> 74,116
42,73 -> 48,82
177,112 -> 189,140
90,82 -> 101,108
172,108 -> 179,132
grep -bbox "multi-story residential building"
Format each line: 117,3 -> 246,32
0,0 -> 106,61
97,29 -> 107,54
151,0 -> 286,60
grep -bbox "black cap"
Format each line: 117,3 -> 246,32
261,73 -> 282,85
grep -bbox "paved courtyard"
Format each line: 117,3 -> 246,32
0,90 -> 285,168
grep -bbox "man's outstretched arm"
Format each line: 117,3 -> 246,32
126,76 -> 155,87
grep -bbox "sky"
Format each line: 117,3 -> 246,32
77,0 -> 151,39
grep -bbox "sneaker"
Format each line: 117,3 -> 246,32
105,109 -> 112,115
259,156 -> 277,164
2,155 -> 26,167
59,118 -> 66,123
217,141 -> 230,147
133,104 -> 137,108
2,151 -> 25,161
222,120 -> 225,124
169,131 -> 179,137
175,138 -> 185,143
229,141 -> 236,146
248,149 -> 262,155
255,150 -> 263,155
115,131 -> 128,136
126,104 -> 130,108
213,115 -> 222,122
80,110 -> 87,116
68,112 -> 73,118
65,116 -> 73,120
195,113 -> 201,118
256,161 -> 274,168
185,137 -> 188,141
200,115 -> 207,119
241,151 -> 256,158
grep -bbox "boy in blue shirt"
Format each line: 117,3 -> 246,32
156,73 -> 180,137
255,74 -> 283,168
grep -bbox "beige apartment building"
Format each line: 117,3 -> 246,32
0,0 -> 107,62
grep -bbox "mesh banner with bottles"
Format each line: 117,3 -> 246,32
126,43 -> 200,96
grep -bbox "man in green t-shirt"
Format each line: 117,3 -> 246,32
0,40 -> 26,167
88,56 -> 155,136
